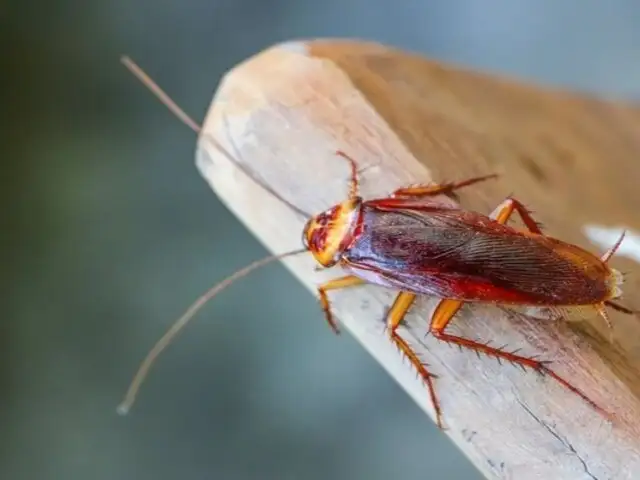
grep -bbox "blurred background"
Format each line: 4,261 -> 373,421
4,1 -> 640,479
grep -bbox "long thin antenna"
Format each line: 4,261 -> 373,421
117,56 -> 316,412
117,248 -> 307,415
121,56 -> 201,134
120,55 -> 311,220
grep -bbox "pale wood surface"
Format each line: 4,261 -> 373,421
196,39 -> 640,479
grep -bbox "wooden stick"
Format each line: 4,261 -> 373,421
193,40 -> 640,479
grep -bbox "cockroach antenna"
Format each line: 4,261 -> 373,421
117,56 -> 312,414
120,56 -> 201,134
117,248 -> 307,415
119,56 -> 311,220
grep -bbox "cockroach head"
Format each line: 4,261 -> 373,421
302,197 -> 363,267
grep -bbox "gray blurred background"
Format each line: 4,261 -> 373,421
4,1 -> 640,479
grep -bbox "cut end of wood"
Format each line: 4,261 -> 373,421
194,39 -> 640,478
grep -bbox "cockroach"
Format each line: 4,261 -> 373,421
117,56 -> 636,429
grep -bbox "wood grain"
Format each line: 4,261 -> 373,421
195,39 -> 640,479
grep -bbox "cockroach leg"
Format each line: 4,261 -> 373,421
488,197 -> 543,234
601,229 -> 626,263
334,150 -> 360,200
384,292 -> 445,429
317,275 -> 366,334
429,299 -> 607,418
605,300 -> 638,316
594,302 -> 613,330
391,174 -> 498,199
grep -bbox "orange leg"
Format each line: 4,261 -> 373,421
317,275 -> 366,334
391,174 -> 498,199
605,300 -> 637,316
384,292 -> 445,429
488,196 -> 543,234
335,150 -> 360,200
601,230 -> 626,263
428,299 -> 606,417
426,196 -> 606,419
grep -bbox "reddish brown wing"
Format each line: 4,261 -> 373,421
342,204 -> 611,305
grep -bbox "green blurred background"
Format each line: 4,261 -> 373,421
4,1 -> 640,479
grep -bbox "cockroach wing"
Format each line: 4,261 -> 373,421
343,205 -> 613,306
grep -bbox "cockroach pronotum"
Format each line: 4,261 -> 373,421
117,56 -> 636,429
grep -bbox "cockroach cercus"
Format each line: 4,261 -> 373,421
117,56 -> 637,429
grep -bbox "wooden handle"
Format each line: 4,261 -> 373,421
195,39 -> 640,479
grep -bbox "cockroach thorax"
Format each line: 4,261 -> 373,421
302,197 -> 363,267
